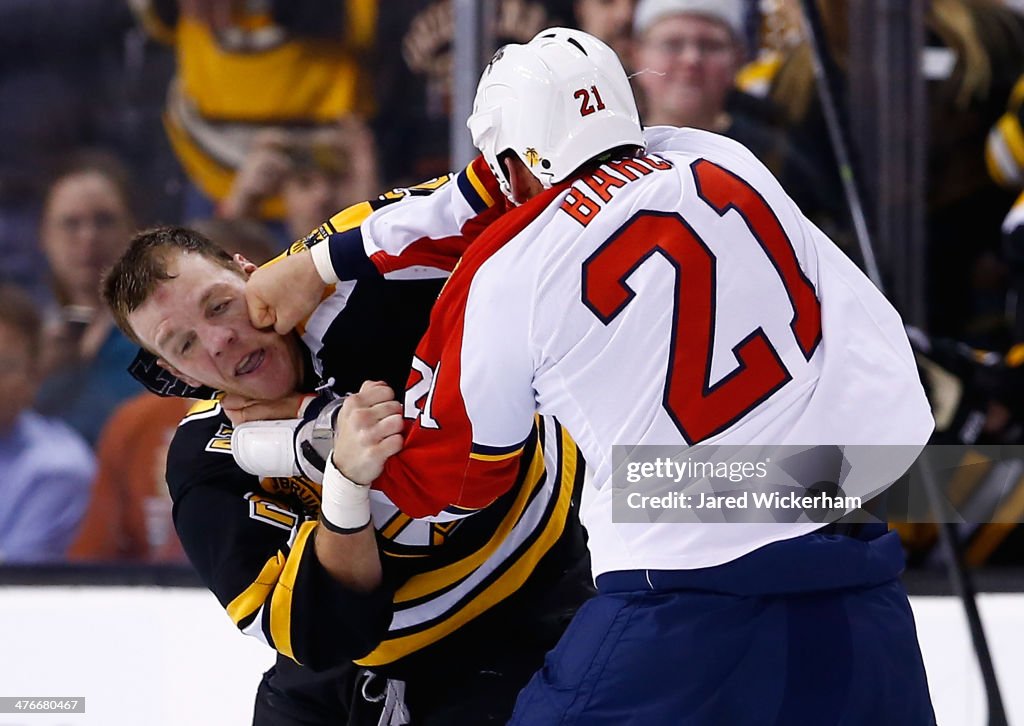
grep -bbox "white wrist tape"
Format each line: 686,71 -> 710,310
320,451 -> 371,533
309,241 -> 340,285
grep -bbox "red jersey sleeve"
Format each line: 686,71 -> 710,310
372,184 -> 567,517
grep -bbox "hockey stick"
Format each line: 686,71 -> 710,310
798,2 -> 1008,724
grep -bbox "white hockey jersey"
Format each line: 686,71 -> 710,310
348,127 -> 934,576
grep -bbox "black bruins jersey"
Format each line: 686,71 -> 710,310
162,185 -> 591,722
168,402 -> 586,674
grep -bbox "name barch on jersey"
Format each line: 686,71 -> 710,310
559,154 -> 674,227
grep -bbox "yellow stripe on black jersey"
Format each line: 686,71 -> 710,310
181,396 -> 224,423
325,201 -> 376,236
899,449 -> 1024,568
392,440 -> 547,605
380,512 -> 414,540
946,449 -> 993,507
997,115 -> 1024,170
227,551 -> 286,627
964,478 -> 1024,566
356,417 -> 583,668
270,520 -> 318,663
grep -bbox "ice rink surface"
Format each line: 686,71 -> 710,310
0,587 -> 1021,725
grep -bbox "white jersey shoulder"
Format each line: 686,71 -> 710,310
359,160 -> 498,273
457,126 -> 933,575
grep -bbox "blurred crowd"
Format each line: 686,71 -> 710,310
2,0 -> 1024,568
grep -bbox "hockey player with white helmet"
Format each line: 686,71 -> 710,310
467,28 -> 645,200
248,27 -> 937,725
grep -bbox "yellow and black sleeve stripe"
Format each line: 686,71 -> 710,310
357,421 -> 583,667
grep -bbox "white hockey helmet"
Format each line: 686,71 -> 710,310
467,27 -> 644,202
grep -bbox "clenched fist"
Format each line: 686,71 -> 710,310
331,381 -> 405,485
246,250 -> 326,334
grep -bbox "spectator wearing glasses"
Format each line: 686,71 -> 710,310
631,0 -> 841,226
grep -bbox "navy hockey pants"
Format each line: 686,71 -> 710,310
509,527 -> 936,726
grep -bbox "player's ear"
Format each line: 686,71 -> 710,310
233,254 -> 258,278
156,357 -> 204,388
502,154 -> 543,205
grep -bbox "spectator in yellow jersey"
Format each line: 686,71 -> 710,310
987,73 -> 1024,189
130,0 -> 377,222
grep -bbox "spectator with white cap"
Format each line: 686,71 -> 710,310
631,0 -> 842,225
632,0 -> 748,130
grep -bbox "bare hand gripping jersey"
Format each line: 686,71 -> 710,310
347,127 -> 935,576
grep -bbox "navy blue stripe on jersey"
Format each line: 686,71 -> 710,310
457,168 -> 490,215
326,228 -> 380,280
443,503 -> 486,516
470,437 -> 531,458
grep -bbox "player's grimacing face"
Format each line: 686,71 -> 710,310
128,252 -> 303,401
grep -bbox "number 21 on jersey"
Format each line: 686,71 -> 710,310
582,158 -> 822,444
405,356 -> 441,429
